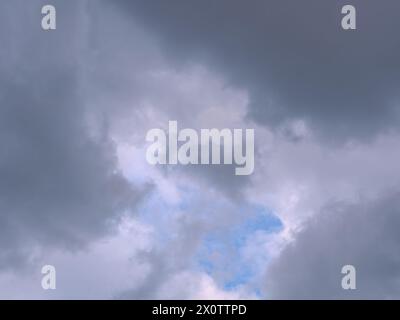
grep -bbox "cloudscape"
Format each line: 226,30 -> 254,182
1,0 -> 400,299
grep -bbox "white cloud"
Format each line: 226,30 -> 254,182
156,271 -> 256,300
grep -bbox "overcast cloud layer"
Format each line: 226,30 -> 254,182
0,0 -> 400,299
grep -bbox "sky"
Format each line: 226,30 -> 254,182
1,0 -> 400,299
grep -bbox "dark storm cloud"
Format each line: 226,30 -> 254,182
114,0 -> 400,140
0,0 -> 145,268
265,193 -> 400,299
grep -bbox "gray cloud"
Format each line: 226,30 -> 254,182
265,193 -> 400,299
2,0 -> 400,300
114,0 -> 400,141
0,0 -> 145,269
104,2 -> 400,298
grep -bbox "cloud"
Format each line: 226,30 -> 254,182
0,0 -> 146,269
248,130 -> 400,230
155,271 -> 256,300
115,190 -> 267,299
2,0 -> 400,300
1,0 -> 264,298
0,218 -> 154,299
114,0 -> 400,140
245,129 -> 400,299
264,192 -> 400,299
